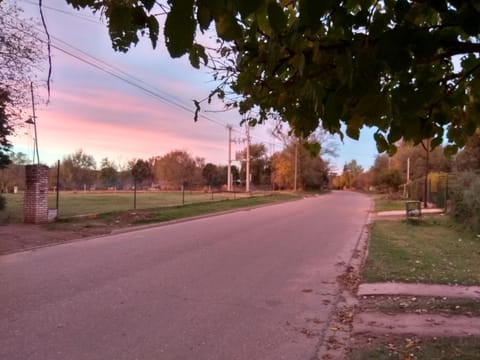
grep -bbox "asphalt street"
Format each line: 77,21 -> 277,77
0,191 -> 371,360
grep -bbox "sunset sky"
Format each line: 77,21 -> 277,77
12,0 -> 378,172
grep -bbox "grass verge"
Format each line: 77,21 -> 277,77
374,199 -> 409,212
0,191 -> 287,223
362,216 -> 480,285
48,192 -> 300,230
348,336 -> 480,360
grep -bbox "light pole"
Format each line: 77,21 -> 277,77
26,83 -> 40,165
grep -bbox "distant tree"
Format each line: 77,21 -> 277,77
456,130 -> 480,171
0,151 -> 27,193
99,157 -> 118,188
303,157 -> 329,190
391,141 -> 451,182
370,154 -> 402,193
60,149 -> 97,190
131,159 -> 153,187
154,150 -> 196,189
344,160 -> 364,178
202,163 -> 224,188
239,143 -> 271,186
10,152 -> 29,165
271,138 -> 329,190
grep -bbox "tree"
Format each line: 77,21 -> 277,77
0,151 -> 27,193
202,163 -> 224,188
60,149 -> 97,190
66,0 -> 480,153
0,90 -> 12,169
271,137 -> 329,190
344,160 -> 364,178
456,129 -> 480,171
99,157 -> 118,188
131,159 -> 153,187
1,1 -> 44,169
154,150 -> 197,189
239,143 -> 271,186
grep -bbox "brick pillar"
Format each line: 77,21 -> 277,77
24,164 -> 49,224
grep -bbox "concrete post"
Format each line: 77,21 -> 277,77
24,164 -> 49,224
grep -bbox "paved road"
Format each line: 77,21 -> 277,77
0,191 -> 371,360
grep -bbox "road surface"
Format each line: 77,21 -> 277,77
0,191 -> 371,360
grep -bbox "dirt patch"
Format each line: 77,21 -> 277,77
0,210 -> 164,255
0,222 -> 112,255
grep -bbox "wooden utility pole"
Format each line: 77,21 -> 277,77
227,125 -> 232,191
246,124 -> 250,192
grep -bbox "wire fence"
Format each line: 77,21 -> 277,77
405,170 -> 480,209
0,189 -> 267,223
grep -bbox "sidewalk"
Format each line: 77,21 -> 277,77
358,282 -> 480,299
354,282 -> 480,337
376,208 -> 444,217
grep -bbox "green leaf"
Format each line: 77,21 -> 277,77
239,0 -> 263,19
164,1 -> 195,57
346,123 -> 360,140
216,13 -> 243,41
303,142 -> 321,157
140,0 -> 156,12
197,3 -> 212,31
267,2 -> 287,33
374,132 -> 389,153
188,44 -> 207,68
146,15 -> 159,49
299,0 -> 334,27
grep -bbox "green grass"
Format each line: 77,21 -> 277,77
0,191 -> 273,223
348,337 -> 480,360
102,193 -> 299,225
362,216 -> 480,285
374,199 -> 409,212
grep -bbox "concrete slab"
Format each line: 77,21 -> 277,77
354,312 -> 480,336
358,283 -> 480,299
376,208 -> 444,217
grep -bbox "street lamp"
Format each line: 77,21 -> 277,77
25,116 -> 39,165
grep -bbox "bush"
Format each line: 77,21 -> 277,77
450,173 -> 480,232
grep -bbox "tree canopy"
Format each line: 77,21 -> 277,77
65,0 -> 480,154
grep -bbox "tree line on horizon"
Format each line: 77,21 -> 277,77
0,136 -> 331,193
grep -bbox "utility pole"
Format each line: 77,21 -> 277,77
422,139 -> 430,208
246,124 -> 251,192
293,138 -> 298,191
227,125 -> 232,191
407,157 -> 410,183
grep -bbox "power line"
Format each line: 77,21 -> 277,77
3,8 -> 277,146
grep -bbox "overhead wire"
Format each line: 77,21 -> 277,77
3,4 -> 277,146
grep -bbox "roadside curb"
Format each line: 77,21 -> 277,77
315,198 -> 375,359
0,196 -> 304,256
110,196 -> 304,235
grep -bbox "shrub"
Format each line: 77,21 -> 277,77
450,172 -> 480,232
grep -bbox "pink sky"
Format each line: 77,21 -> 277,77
13,0 -> 378,171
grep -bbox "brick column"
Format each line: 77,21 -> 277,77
24,164 -> 49,224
